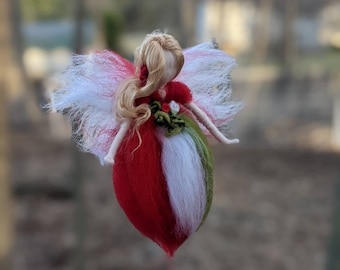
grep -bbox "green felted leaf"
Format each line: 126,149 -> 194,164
154,111 -> 171,125
150,101 -> 161,114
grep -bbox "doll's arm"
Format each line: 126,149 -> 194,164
185,102 -> 239,144
104,119 -> 131,165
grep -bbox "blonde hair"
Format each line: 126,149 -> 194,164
115,32 -> 184,131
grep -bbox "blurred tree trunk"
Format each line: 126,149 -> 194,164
178,0 -> 197,46
253,0 -> 273,63
332,93 -> 340,149
73,1 -> 86,270
272,1 -> 298,95
0,0 -> 15,269
326,176 -> 340,270
75,0 -> 85,54
87,0 -> 105,50
8,0 -> 42,123
281,0 -> 298,70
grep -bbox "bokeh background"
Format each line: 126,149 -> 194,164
1,0 -> 340,269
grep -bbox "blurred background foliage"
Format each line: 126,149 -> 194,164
1,0 -> 340,269
21,0 -> 72,21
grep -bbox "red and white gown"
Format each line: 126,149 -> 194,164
114,81 -> 212,256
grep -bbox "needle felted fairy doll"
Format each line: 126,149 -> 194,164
50,31 -> 242,256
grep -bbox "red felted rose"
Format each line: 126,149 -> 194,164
161,103 -> 170,113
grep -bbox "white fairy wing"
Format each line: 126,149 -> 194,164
50,51 -> 134,165
176,41 -> 242,136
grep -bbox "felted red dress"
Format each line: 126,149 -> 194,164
113,82 -> 212,256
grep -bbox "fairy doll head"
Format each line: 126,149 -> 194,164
115,32 -> 184,126
134,32 -> 184,97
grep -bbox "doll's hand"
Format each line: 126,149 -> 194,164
221,137 -> 240,145
104,154 -> 115,166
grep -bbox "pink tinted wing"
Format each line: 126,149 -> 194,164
175,42 -> 242,136
50,50 -> 135,164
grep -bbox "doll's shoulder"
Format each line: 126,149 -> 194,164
166,81 -> 192,104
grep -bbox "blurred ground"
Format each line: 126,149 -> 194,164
10,120 -> 339,270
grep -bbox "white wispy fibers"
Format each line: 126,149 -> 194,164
48,51 -> 134,164
177,41 -> 243,136
158,131 -> 206,235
